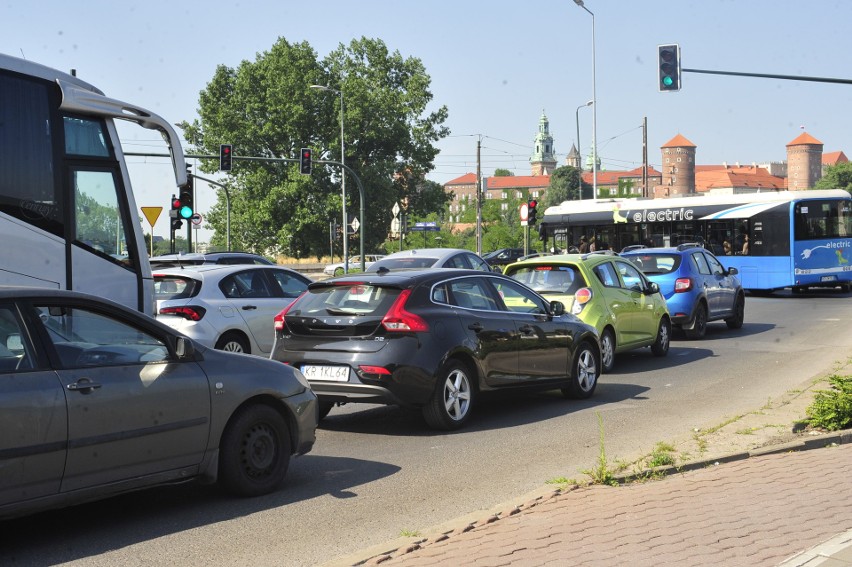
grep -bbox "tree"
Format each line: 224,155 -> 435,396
180,37 -> 449,259
815,162 -> 852,193
542,166 -> 584,208
494,168 -> 514,177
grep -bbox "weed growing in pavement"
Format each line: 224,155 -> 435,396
805,374 -> 852,431
399,529 -> 421,538
645,442 -> 677,468
545,476 -> 578,486
581,412 -> 623,486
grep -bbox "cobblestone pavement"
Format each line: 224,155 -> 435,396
329,433 -> 852,567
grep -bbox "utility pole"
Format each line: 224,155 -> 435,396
476,137 -> 482,256
642,116 -> 648,198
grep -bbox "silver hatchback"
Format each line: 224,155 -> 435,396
154,264 -> 312,355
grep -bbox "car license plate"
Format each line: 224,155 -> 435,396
301,365 -> 349,382
821,275 -> 837,282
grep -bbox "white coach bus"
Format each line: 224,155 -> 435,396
0,53 -> 187,314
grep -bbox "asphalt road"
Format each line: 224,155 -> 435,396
2,289 -> 851,567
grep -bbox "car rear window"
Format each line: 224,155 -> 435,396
505,264 -> 586,294
289,283 -> 403,316
624,254 -> 681,274
153,275 -> 200,300
368,257 -> 438,270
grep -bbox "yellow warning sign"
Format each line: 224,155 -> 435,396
141,206 -> 163,227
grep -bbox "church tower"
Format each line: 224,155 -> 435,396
566,143 -> 582,170
530,111 -> 558,176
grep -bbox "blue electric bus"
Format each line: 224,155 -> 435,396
539,190 -> 852,293
0,53 -> 188,314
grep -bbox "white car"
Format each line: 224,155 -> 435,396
154,264 -> 312,355
323,254 -> 386,276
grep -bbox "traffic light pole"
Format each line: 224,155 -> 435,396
682,68 -> 852,85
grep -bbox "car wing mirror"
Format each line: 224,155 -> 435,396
646,282 -> 661,295
727,267 -> 739,276
549,300 -> 565,316
175,336 -> 195,359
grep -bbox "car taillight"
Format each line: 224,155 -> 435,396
571,287 -> 593,316
674,278 -> 693,292
273,299 -> 299,332
159,305 -> 206,321
381,289 -> 429,332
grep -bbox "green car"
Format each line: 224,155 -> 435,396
504,252 -> 671,373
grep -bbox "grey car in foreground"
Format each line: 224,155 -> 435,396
0,288 -> 317,519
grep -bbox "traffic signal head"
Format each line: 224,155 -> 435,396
528,199 -> 538,224
658,44 -> 681,92
299,147 -> 312,175
219,144 -> 233,171
178,181 -> 193,220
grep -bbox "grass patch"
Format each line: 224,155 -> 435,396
399,529 -> 421,538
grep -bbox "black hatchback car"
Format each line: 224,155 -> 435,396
270,269 -> 601,430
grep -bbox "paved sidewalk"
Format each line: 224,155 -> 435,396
332,433 -> 852,567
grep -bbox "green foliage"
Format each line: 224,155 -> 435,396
542,166 -> 586,208
645,442 -> 676,468
180,37 -> 449,259
814,163 -> 852,193
806,374 -> 852,431
493,168 -> 514,177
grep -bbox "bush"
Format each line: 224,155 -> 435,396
806,374 -> 852,431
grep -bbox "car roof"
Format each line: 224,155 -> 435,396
379,248 -> 479,260
308,267 -> 506,288
149,251 -> 274,266
508,251 -> 622,266
152,264 -> 303,279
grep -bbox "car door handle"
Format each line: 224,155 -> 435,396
67,379 -> 102,394
468,322 -> 483,332
242,305 -> 258,310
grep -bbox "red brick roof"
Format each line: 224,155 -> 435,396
581,166 -> 663,185
823,151 -> 849,165
694,165 -> 785,192
486,175 -> 550,189
661,134 -> 696,148
445,173 -> 477,186
787,132 -> 823,147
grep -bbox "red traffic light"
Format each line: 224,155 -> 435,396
529,200 -> 537,209
171,197 -> 182,210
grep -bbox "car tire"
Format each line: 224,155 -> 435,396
725,294 -> 745,329
684,303 -> 708,339
219,404 -> 291,497
599,328 -> 616,374
651,317 -> 671,357
317,401 -> 334,421
215,332 -> 250,354
561,340 -> 599,399
422,359 -> 475,431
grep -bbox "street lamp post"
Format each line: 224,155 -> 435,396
575,100 -> 593,200
573,0 -> 597,200
309,84 -> 348,272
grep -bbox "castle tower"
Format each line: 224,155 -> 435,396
786,132 -> 823,190
530,111 -> 558,176
566,143 -> 582,170
660,134 -> 696,196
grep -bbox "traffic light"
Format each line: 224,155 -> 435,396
527,199 -> 538,225
658,44 -> 681,92
299,148 -> 312,175
178,176 -> 194,220
219,144 -> 233,171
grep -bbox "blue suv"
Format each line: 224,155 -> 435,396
622,244 -> 745,339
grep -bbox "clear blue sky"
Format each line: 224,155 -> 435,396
5,0 -> 851,239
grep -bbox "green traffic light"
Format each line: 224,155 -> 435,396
663,76 -> 674,87
179,206 -> 193,219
